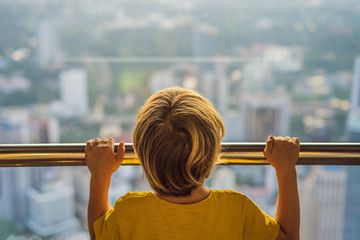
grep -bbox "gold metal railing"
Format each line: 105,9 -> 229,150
0,143 -> 360,167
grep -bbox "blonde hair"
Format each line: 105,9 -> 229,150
133,87 -> 225,196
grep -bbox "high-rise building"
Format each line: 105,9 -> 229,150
347,56 -> 360,140
0,168 -> 15,219
0,167 -> 32,231
0,108 -> 60,144
343,56 -> 360,240
38,117 -> 60,143
0,109 -> 32,229
192,23 -> 217,72
342,166 -> 360,240
0,109 -> 30,144
26,184 -> 80,237
192,23 -> 220,105
0,108 -> 66,232
73,168 -> 90,228
300,166 -> 346,240
59,68 -> 89,117
0,109 -> 26,230
214,61 -> 229,115
36,16 -> 61,68
235,94 -> 290,141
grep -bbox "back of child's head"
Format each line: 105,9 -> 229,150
133,86 -> 225,196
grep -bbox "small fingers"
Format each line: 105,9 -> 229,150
86,139 -> 93,146
116,142 -> 126,164
273,136 -> 300,149
264,136 -> 275,155
292,138 -> 300,153
85,140 -> 94,166
100,137 -> 114,143
100,137 -> 109,146
86,139 -> 93,151
94,138 -> 100,146
108,137 -> 114,147
95,137 -> 115,148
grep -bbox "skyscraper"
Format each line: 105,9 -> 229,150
192,23 -> 217,72
59,68 -> 89,117
192,23 -> 219,104
342,166 -> 360,240
0,109 -> 30,144
36,16 -> 61,68
300,167 -> 346,240
347,56 -> 360,140
343,56 -> 360,240
214,61 -> 229,115
26,184 -> 80,236
0,109 -> 32,229
236,94 -> 290,141
0,166 -> 32,231
0,168 -> 15,219
0,108 -> 73,233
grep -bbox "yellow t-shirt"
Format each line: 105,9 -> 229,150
94,189 -> 280,240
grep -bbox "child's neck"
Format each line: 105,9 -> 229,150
154,185 -> 210,204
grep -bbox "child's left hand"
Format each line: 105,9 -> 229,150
263,136 -> 300,171
85,137 -> 125,178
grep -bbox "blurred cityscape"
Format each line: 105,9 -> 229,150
0,0 -> 360,239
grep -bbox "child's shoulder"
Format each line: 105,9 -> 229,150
122,191 -> 153,199
114,191 -> 153,206
211,189 -> 248,200
210,189 -> 250,209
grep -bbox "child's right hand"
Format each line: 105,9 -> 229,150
85,138 -> 125,178
263,136 -> 300,171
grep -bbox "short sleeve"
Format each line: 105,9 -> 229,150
243,197 -> 280,240
93,208 -> 119,240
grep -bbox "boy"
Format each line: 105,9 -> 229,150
86,87 -> 300,240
